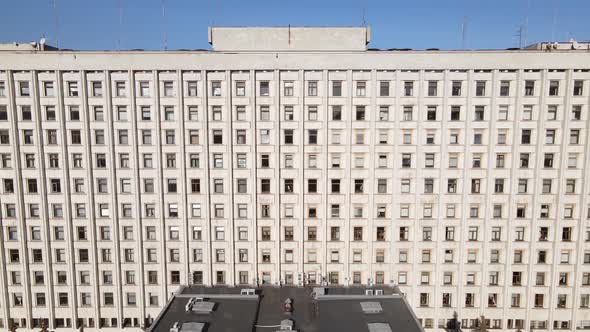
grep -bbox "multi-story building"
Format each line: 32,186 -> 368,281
0,27 -> 590,331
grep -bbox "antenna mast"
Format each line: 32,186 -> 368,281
211,0 -> 221,27
551,0 -> 558,42
524,0 -> 531,46
461,16 -> 468,50
514,25 -> 524,48
361,0 -> 367,26
118,0 -> 123,50
161,0 -> 167,50
53,0 -> 59,49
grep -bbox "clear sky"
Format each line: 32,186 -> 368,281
0,0 -> 588,51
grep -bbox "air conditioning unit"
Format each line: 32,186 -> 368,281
280,319 -> 294,330
312,287 -> 326,299
375,289 -> 384,295
365,289 -> 374,296
240,288 -> 256,295
184,299 -> 193,312
185,298 -> 195,312
170,322 -> 181,332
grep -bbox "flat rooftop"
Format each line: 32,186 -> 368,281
149,287 -> 259,332
148,286 -> 423,332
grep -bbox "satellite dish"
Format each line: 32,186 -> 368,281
40,37 -> 46,45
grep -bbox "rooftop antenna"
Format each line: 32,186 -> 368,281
53,0 -> 59,49
211,0 -> 214,26
361,0 -> 367,26
161,0 -> 167,50
551,0 -> 558,42
461,16 -> 468,50
514,25 -> 524,48
211,0 -> 220,27
117,0 -> 123,50
523,0 -> 531,46
217,0 -> 221,26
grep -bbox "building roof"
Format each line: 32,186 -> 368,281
148,286 -> 423,332
149,287 -> 259,332
317,295 -> 421,332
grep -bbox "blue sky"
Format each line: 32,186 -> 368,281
0,0 -> 588,50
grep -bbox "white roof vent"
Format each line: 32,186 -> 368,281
360,301 -> 383,314
185,298 -> 196,312
170,322 -> 181,332
180,322 -> 206,332
241,288 -> 256,295
367,323 -> 393,332
279,319 -> 294,330
312,287 -> 326,299
191,300 -> 216,314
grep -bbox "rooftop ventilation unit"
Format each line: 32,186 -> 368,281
181,322 -> 206,332
191,300 -> 215,314
367,323 -> 393,332
365,289 -> 374,296
241,288 -> 256,295
185,298 -> 196,312
360,301 -> 383,314
312,287 -> 326,299
375,289 -> 384,295
170,322 -> 181,332
279,319 -> 294,330
170,322 -> 207,332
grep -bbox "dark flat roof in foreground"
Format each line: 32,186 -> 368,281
149,286 -> 423,332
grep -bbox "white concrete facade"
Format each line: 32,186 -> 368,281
1,29 -> 590,331
207,26 -> 370,51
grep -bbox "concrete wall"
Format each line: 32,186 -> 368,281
208,26 -> 369,52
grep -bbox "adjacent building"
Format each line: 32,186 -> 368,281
1,26 -> 590,331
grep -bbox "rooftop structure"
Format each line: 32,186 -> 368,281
0,40 -> 55,51
148,286 -> 422,332
208,26 -> 370,52
525,40 -> 590,51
